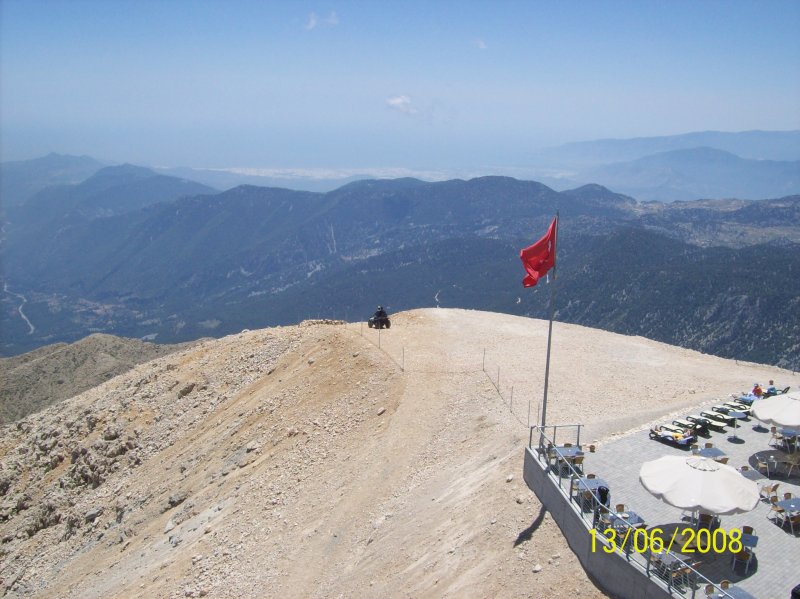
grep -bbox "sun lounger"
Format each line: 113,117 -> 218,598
686,415 -> 718,432
699,411 -> 729,428
723,402 -> 751,416
649,424 -> 696,446
708,407 -> 736,425
673,418 -> 708,436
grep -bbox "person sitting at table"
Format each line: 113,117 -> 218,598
592,486 -> 611,528
751,383 -> 764,397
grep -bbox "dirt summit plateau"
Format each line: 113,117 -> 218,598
1,308 -> 794,598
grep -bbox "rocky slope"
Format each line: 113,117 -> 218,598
0,334 -> 196,425
1,310 -> 796,598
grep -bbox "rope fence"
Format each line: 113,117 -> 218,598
344,322 -> 534,429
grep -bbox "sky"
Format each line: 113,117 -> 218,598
2,0 -> 799,173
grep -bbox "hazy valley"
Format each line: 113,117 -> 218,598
2,137 -> 799,370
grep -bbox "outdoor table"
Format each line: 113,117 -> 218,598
709,586 -> 757,599
551,446 -> 584,471
777,497 -> 800,512
768,453 -> 799,477
649,551 -> 689,573
727,410 -> 747,441
553,446 -> 583,459
739,469 -> 764,481
695,447 -> 726,458
740,533 -> 758,548
572,476 -> 607,501
780,455 -> 800,477
608,511 -> 645,531
780,429 -> 799,452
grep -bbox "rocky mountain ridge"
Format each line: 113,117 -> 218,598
2,310 -> 796,598
0,334 -> 198,425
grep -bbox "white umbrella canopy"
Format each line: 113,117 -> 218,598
751,391 -> 800,428
639,456 -> 759,515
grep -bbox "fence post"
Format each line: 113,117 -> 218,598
482,348 -> 486,372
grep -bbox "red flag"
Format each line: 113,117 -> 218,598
520,217 -> 557,288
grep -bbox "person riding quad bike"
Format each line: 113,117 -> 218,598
368,306 -> 391,329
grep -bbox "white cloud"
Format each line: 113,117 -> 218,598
386,95 -> 418,115
305,11 -> 338,30
305,12 -> 318,30
475,39 -> 487,50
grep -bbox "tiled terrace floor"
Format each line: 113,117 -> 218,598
572,401 -> 799,598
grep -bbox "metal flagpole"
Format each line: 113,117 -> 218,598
540,211 -> 559,431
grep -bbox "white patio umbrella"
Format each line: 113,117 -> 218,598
751,391 -> 800,428
639,456 -> 759,515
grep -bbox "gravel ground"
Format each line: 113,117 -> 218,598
1,309 -> 795,598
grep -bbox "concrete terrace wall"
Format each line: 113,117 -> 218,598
523,447 -> 674,599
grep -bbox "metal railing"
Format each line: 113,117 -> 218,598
529,425 -> 740,599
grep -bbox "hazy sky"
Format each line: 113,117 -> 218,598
2,0 -> 799,171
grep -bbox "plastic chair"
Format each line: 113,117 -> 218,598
770,426 -> 784,448
759,482 -> 778,500
786,513 -> 800,535
671,565 -> 692,588
579,490 -> 594,512
731,548 -> 754,574
768,496 -> 786,526
698,513 -> 716,530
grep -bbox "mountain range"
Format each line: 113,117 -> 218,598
2,161 -> 798,369
572,147 -> 800,201
5,130 -> 798,201
0,153 -> 105,207
530,129 -> 800,168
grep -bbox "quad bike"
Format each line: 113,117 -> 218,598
368,315 -> 391,329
